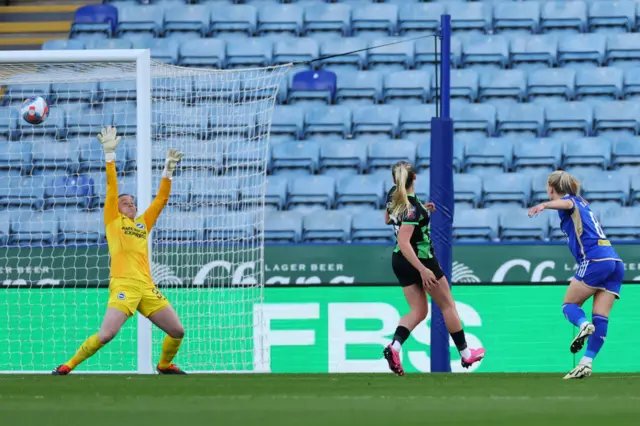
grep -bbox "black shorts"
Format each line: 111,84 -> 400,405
392,252 -> 444,287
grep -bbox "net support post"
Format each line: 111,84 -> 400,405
430,14 -> 454,374
135,49 -> 154,375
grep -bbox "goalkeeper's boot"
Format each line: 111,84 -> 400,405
156,364 -> 187,375
383,345 -> 404,376
52,365 -> 71,375
563,363 -> 592,380
461,348 -> 486,369
570,322 -> 595,354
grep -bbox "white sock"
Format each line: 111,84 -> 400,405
392,341 -> 402,352
460,348 -> 471,359
580,356 -> 593,366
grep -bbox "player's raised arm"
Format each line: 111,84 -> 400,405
97,126 -> 122,224
142,149 -> 184,229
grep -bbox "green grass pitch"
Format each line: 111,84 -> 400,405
1,374 -> 639,426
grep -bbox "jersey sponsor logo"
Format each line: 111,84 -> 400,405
406,207 -> 417,220
135,223 -> 145,230
117,291 -> 126,300
122,226 -> 146,239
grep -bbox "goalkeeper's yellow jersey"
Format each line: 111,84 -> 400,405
104,161 -> 171,284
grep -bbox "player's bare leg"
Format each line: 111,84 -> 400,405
149,305 -> 186,374
53,308 -> 128,375
429,276 -> 485,369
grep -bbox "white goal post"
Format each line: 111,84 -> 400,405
0,49 -> 289,374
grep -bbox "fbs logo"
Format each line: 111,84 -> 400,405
135,223 -> 145,230
451,262 -> 481,283
117,292 -> 126,300
151,262 -> 183,286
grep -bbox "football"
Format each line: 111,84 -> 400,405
21,96 -> 49,125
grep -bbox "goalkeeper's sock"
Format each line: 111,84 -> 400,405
158,336 -> 183,369
391,326 -> 410,351
64,334 -> 104,370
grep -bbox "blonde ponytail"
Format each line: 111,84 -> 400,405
388,161 -> 415,218
547,170 -> 580,196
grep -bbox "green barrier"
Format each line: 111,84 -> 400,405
1,286 -> 638,373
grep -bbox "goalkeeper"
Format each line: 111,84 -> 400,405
53,126 -> 186,375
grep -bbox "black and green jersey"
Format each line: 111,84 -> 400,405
386,186 -> 435,259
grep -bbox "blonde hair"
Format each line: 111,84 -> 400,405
547,170 -> 580,196
388,161 -> 415,218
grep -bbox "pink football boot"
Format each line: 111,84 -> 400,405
383,345 -> 405,376
461,348 -> 486,369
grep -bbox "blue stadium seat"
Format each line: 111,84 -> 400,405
631,175 -> 640,205
335,71 -> 383,106
303,3 -> 351,39
78,137 -> 127,173
453,209 -> 498,241
19,107 -> 65,139
104,102 -> 136,135
265,211 -> 302,243
9,212 -> 58,247
483,173 -> 532,207
493,1 -> 540,35
0,141 -> 31,174
367,139 -> 416,172
133,39 -> 179,64
367,37 -> 414,73
353,105 -> 399,139
161,138 -> 221,171
191,176 -> 239,207
304,106 -> 351,139
44,175 -> 94,210
544,102 -> 593,138
336,174 -> 384,209
210,105 -> 258,139
209,4 -> 257,38
448,69 -> 479,103
59,212 -> 105,244
178,38 -> 225,68
464,138 -> 513,175
164,5 -> 208,40
0,175 -> 45,210
67,107 -> 107,137
288,70 -> 336,106
99,78 -> 137,103
351,210 -> 394,243
319,38 -> 367,71
257,4 -> 303,37
153,104 -> 207,138
399,104 -> 437,141
70,5 -> 117,39
415,36 -> 461,69
582,171 -> 629,206
265,175 -> 289,210
414,174 -> 429,202
416,140 -> 430,172
453,138 -> 465,173
302,210 -> 351,243
496,104 -> 544,137
588,0 -> 635,34
541,0 -> 587,35
0,106 -> 19,141
451,103 -> 497,136
383,70 -> 430,105
612,137 -> 640,170
607,33 -> 640,70
271,105 -> 304,142
461,36 -> 509,70
558,34 -> 607,69
4,82 -> 51,106
575,67 -> 623,101
204,212 -> 256,242
226,39 -> 273,68
478,69 -> 527,105
89,173 -> 135,209
287,175 -> 335,210
601,207 -> 640,240
41,40 -> 85,50
527,68 -> 575,104
594,101 -> 640,136
531,171 -> 551,204
513,138 -> 563,172
398,3 -> 443,36
454,173 -> 482,208
319,140 -> 367,177
351,4 -> 398,38
509,34 -> 558,71
273,38 -> 318,64
271,141 -> 320,175
500,208 -> 549,241
449,2 -> 491,34
52,82 -> 99,105
116,5 -> 164,39
0,211 -> 9,246
624,67 -> 640,100
564,137 -> 611,171
86,38 -> 132,50
154,212 -> 204,242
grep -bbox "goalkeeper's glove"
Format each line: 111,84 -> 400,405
163,149 -> 184,179
97,126 -> 121,163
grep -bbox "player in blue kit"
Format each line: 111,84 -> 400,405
528,171 -> 623,380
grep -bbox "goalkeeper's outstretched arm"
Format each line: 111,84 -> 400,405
142,149 -> 184,230
98,126 -> 122,225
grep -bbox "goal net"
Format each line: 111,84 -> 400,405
0,50 -> 289,373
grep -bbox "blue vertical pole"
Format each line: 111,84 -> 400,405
429,14 -> 454,373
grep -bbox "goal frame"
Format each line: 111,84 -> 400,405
0,49 -> 154,374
